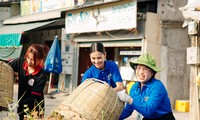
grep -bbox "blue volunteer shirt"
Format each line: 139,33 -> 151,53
81,60 -> 122,88
119,78 -> 172,119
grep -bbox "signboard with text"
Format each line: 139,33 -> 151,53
65,0 -> 137,34
42,0 -> 74,12
20,0 -> 74,16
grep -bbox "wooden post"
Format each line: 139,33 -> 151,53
48,73 -> 53,94
189,35 -> 200,120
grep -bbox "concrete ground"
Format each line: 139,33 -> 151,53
44,92 -> 190,120
125,110 -> 189,120
0,84 -> 189,120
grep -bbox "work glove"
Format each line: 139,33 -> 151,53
117,89 -> 132,103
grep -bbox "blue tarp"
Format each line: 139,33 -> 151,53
44,36 -> 62,74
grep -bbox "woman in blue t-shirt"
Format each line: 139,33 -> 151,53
81,42 -> 123,92
117,53 -> 175,120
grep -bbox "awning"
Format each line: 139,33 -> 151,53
0,20 -> 56,34
0,20 -> 57,61
3,9 -> 62,25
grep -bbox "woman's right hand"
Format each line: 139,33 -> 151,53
117,90 -> 132,104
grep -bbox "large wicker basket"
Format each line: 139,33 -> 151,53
48,78 -> 124,120
0,61 -> 14,110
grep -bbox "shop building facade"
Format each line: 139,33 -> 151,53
62,0 -> 190,109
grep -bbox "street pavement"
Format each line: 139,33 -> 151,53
0,84 -> 189,120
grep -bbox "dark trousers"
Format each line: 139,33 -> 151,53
19,113 -> 24,120
143,112 -> 175,120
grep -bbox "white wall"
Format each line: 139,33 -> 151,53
145,11 -> 190,108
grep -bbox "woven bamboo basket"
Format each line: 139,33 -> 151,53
47,78 -> 124,120
0,61 -> 14,110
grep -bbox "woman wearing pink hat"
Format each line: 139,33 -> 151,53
117,53 -> 175,120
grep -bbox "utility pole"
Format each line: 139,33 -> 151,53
187,21 -> 200,120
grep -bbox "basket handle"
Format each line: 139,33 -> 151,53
93,78 -> 106,84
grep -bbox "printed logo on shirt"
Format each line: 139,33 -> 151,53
144,97 -> 149,101
107,73 -> 112,81
28,78 -> 35,86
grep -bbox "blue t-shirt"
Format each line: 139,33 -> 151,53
81,60 -> 122,88
119,78 -> 172,119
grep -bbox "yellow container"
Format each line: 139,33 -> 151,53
175,100 -> 190,112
